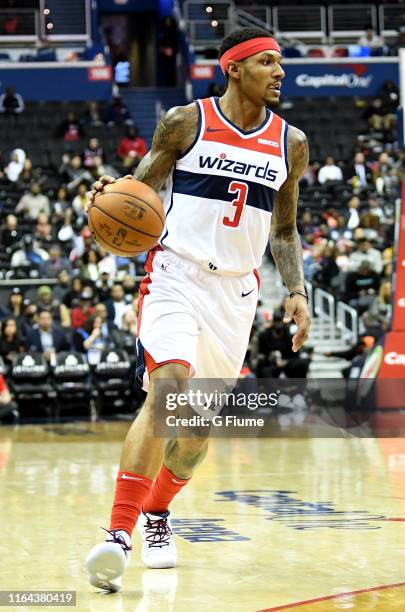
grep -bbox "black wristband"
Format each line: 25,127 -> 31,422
289,290 -> 309,303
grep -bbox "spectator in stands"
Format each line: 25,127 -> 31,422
83,137 -> 104,169
0,317 -> 26,366
1,214 -> 21,250
36,285 -> 71,328
62,277 -> 85,309
72,183 -> 89,218
104,95 -> 132,127
388,27 -> 405,56
363,98 -> 395,132
346,195 -> 361,230
357,212 -> 381,243
344,152 -> 371,189
373,151 -> 398,195
317,156 -> 343,184
348,238 -> 382,273
26,309 -> 69,363
344,261 -> 380,311
10,235 -> 49,269
81,101 -> 103,127
52,186 -> 71,227
18,158 -> 36,189
255,311 -> 309,378
358,27 -> 384,55
35,212 -> 53,245
0,85 -> 24,115
91,155 -> 120,180
120,307 -> 138,355
15,181 -> 50,219
55,111 -> 84,142
59,154 -> 92,193
378,80 -> 399,115
73,314 -> 109,364
77,248 -> 102,282
311,245 -> 340,290
53,269 -> 72,304
7,288 -> 24,319
369,280 -> 392,320
19,301 -> 38,338
4,148 -> 25,182
117,126 -> 148,169
105,283 -> 130,329
122,273 -> 137,303
71,288 -> 95,329
41,244 -> 72,278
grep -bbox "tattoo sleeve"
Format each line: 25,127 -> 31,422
270,127 -> 309,292
134,104 -> 198,191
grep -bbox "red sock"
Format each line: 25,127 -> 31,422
109,471 -> 153,535
143,464 -> 190,514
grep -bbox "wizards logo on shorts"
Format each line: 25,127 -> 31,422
199,154 -> 278,182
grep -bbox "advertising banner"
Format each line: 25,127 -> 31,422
191,59 -> 399,99
0,64 -> 113,101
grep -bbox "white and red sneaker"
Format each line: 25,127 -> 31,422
137,511 -> 177,569
86,528 -> 132,592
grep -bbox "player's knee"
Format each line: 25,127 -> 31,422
146,362 -> 189,412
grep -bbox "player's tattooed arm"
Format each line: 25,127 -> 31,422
270,125 -> 308,293
134,103 -> 199,191
270,126 -> 310,352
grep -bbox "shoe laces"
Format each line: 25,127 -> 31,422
101,527 -> 132,554
144,513 -> 173,548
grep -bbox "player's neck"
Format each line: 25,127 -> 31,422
217,89 -> 266,132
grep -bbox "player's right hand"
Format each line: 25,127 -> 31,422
86,174 -> 134,212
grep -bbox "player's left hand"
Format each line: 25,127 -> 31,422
283,296 -> 311,353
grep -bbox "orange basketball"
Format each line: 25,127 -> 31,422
88,178 -> 165,256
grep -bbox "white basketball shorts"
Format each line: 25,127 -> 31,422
136,246 -> 259,390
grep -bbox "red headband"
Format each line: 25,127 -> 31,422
219,37 -> 281,75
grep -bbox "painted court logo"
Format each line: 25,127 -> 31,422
216,490 -> 386,530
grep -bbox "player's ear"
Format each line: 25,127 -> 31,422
226,61 -> 240,81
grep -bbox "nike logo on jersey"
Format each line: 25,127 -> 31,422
206,126 -> 227,132
241,289 -> 255,297
121,474 -> 145,481
199,155 -> 278,182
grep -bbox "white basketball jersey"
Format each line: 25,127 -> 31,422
159,96 -> 289,276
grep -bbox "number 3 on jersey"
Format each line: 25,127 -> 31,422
223,181 -> 249,228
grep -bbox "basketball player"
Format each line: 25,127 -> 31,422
86,27 -> 311,591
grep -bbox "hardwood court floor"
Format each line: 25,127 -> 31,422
0,421 -> 404,611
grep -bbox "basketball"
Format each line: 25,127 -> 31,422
88,178 -> 165,256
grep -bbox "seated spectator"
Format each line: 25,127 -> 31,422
7,288 -> 24,319
53,269 -> 72,304
317,156 -> 343,184
104,95 -> 132,127
72,183 -> 89,218
83,137 -> 104,169
41,244 -> 72,278
344,152 -> 371,189
73,314 -> 109,365
18,158 -> 34,187
346,195 -> 361,230
1,214 -> 21,250
344,261 -> 381,311
81,100 -> 103,127
122,273 -> 138,303
358,27 -> 384,55
378,80 -> 399,115
15,181 -> 50,219
363,98 -> 395,132
93,302 -> 123,345
348,238 -> 383,273
26,309 -> 70,364
52,186 -> 71,227
62,276 -> 85,309
55,111 -> 84,141
105,283 -> 131,329
4,148 -> 25,182
255,311 -> 310,378
77,248 -> 102,281
0,317 -> 26,366
10,235 -> 49,268
120,306 -> 138,355
19,301 -> 38,338
35,212 -> 54,244
369,280 -> 392,319
36,285 -> 71,328
0,85 -> 24,115
91,155 -> 120,180
71,288 -> 95,329
312,245 -> 340,290
357,212 -> 381,243
372,151 -> 398,195
117,126 -> 148,169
